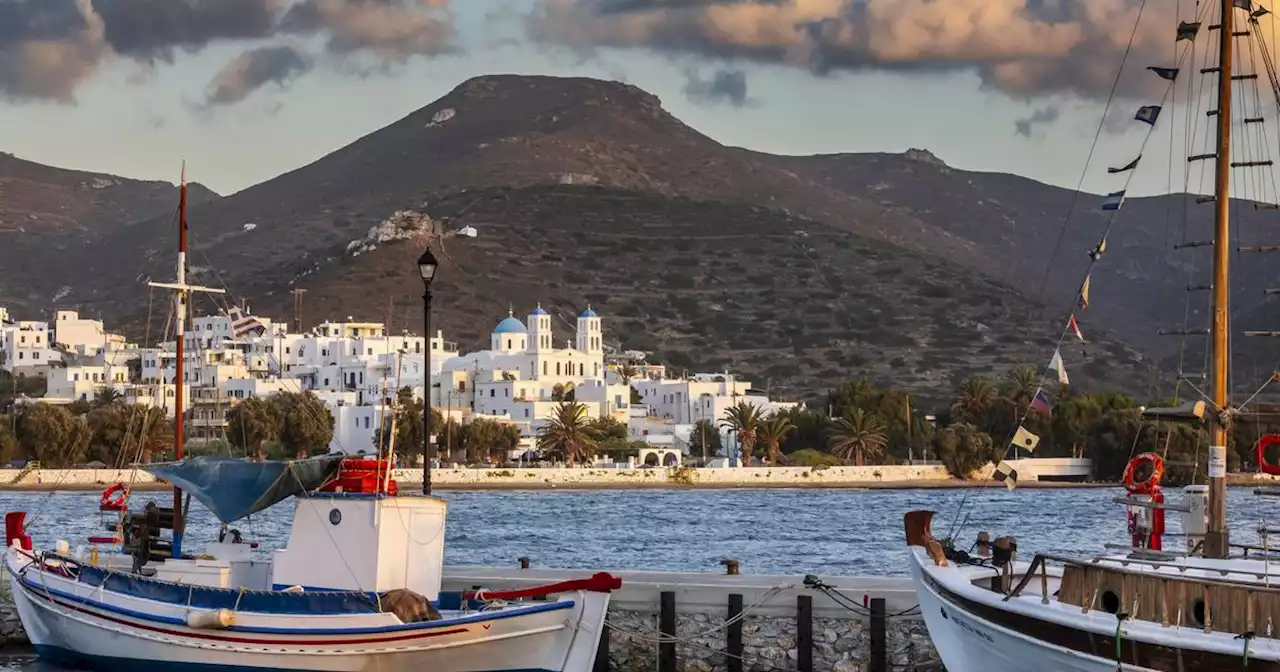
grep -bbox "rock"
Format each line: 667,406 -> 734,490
833,659 -> 861,672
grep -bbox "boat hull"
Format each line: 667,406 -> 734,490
9,558 -> 609,672
909,548 -> 1280,672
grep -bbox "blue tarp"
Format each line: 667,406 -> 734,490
143,455 -> 346,523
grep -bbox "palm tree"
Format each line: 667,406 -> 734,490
720,401 -> 764,467
951,377 -> 996,426
1003,366 -> 1039,410
828,409 -> 888,466
757,414 -> 796,466
93,387 -> 122,409
618,364 -> 638,384
537,402 -> 597,466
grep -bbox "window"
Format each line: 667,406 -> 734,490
542,362 -> 547,375
507,339 -> 512,349
415,342 -> 421,353
525,409 -> 530,418
505,388 -> 510,397
490,389 -> 495,398
556,362 -> 561,375
324,378 -> 330,386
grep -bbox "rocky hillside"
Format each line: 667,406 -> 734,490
0,75 -> 1176,398
0,152 -> 218,311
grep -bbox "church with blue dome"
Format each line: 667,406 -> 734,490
434,304 -> 628,444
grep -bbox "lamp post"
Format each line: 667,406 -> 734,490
417,248 -> 439,495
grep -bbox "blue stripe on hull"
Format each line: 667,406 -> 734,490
34,645 -> 557,672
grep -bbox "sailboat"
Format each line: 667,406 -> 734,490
907,0 -> 1280,670
2,168 -> 619,671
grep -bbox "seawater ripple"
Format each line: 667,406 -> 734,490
1,486 -> 1276,671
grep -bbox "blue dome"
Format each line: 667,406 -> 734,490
580,306 -> 598,318
493,316 -> 527,334
530,306 -> 548,316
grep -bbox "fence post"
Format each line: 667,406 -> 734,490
727,593 -> 744,672
797,594 -> 813,672
594,620 -> 610,672
659,591 -> 677,672
869,597 -> 887,672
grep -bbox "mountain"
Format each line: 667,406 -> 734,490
760,151 -> 1280,363
0,75 -> 1164,400
0,152 -> 219,312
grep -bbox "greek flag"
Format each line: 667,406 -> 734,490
227,306 -> 266,338
1135,105 -> 1162,126
1102,190 -> 1126,211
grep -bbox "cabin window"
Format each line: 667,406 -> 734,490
1099,590 -> 1121,615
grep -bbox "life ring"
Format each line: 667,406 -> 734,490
100,483 -> 129,511
1256,434 -> 1280,475
1122,453 -> 1164,494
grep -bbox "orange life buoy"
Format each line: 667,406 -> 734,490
1257,434 -> 1280,475
1122,452 -> 1164,494
100,483 -> 128,511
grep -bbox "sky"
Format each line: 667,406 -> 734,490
2,0 -> 1278,200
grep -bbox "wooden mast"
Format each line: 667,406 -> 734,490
1206,0 -> 1234,558
174,163 -> 187,557
148,163 -> 224,560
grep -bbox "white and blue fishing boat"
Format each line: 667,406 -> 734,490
2,167 -> 618,672
4,455 -> 619,671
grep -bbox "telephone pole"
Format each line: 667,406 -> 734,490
290,289 -> 307,333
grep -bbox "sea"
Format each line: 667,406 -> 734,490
1,486 -> 1277,670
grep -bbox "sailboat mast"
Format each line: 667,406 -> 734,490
1206,0 -> 1234,558
173,163 -> 188,558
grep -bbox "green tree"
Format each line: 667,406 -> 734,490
786,448 -> 840,467
828,409 -> 888,466
226,397 -> 281,460
776,407 -> 831,455
687,419 -> 723,459
757,414 -> 796,466
373,387 -> 442,458
0,413 -> 17,465
720,400 -> 764,466
86,403 -> 172,465
950,377 -> 997,429
462,418 -> 521,464
92,387 -> 122,409
933,422 -> 999,479
537,402 -> 597,466
272,391 -> 334,458
588,416 -> 627,442
618,364 -> 638,383
17,404 -> 90,467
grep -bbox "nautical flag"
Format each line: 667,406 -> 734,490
1049,348 -> 1070,385
1011,426 -> 1040,453
994,461 -> 1020,490
227,306 -> 266,338
1254,6 -> 1271,18
1177,21 -> 1201,41
1030,389 -> 1053,417
1235,0 -> 1253,11
1108,156 -> 1141,173
1135,105 -> 1162,125
1089,237 -> 1107,262
1102,190 -> 1126,211
1068,314 -> 1085,342
1147,66 -> 1180,81
1079,275 -> 1092,309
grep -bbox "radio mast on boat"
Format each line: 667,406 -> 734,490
147,162 -> 225,558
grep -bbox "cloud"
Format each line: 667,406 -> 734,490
1014,105 -> 1060,137
279,0 -> 454,62
203,44 -> 313,106
525,0 -> 1228,101
1,0 -> 456,103
683,67 -> 749,106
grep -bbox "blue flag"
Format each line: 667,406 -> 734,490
1135,105 -> 1162,125
1147,66 -> 1179,81
1102,190 -> 1126,211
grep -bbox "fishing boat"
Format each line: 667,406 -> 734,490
2,168 -> 619,671
907,0 -> 1280,669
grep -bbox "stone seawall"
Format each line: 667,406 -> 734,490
606,610 -> 933,672
3,465 -> 956,490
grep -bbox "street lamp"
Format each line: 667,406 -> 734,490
417,247 -> 438,495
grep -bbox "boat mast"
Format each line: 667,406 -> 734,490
148,163 -> 225,560
1206,0 -> 1235,558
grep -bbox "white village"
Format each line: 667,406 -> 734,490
0,303 -> 799,466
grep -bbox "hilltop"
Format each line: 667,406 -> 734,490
0,75 -> 1176,398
